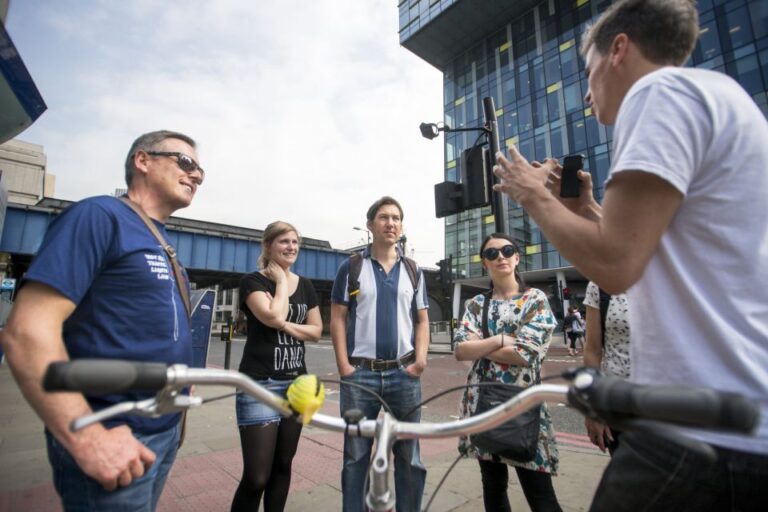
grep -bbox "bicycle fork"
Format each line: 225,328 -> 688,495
367,413 -> 396,512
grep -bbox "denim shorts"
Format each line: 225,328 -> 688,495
236,378 -> 292,426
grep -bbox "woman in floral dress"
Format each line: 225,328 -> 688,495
454,233 -> 561,512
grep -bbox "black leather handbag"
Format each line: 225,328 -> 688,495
469,379 -> 540,462
469,292 -> 541,462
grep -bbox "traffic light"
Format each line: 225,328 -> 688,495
434,145 -> 491,218
550,284 -> 561,302
563,287 -> 571,300
436,256 -> 453,296
460,145 -> 490,210
434,181 -> 463,218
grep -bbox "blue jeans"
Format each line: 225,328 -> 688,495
340,367 -> 426,512
46,422 -> 181,511
590,431 -> 768,512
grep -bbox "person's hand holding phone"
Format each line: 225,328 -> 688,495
545,155 -> 602,220
493,145 -> 558,205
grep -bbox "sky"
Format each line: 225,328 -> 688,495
5,0 -> 446,266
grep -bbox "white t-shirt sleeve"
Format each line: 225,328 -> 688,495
607,73 -> 713,195
584,281 -> 599,309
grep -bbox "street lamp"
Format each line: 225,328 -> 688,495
419,121 -> 488,140
421,96 -> 506,235
353,226 -> 370,245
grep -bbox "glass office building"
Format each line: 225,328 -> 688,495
400,0 -> 768,304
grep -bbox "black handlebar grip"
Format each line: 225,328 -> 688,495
43,360 -> 169,394
588,376 -> 759,434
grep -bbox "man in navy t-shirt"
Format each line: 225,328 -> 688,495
0,130 -> 204,510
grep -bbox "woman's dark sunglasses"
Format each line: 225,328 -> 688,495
481,244 -> 517,261
146,151 -> 205,182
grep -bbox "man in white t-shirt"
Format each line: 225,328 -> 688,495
492,1 -> 767,510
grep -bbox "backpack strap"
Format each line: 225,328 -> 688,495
402,256 -> 420,292
346,251 -> 364,297
598,288 -> 611,348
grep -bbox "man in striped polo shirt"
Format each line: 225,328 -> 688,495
331,196 -> 429,512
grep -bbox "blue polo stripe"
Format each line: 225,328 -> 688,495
372,259 -> 400,360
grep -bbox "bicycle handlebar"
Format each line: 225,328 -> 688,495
42,361 -> 760,512
569,369 -> 758,434
42,361 -> 759,435
44,360 -> 169,394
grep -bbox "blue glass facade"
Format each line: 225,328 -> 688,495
400,0 -> 768,281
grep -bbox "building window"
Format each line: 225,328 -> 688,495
563,81 -> 583,113
722,6 -> 753,51
728,54 -> 763,95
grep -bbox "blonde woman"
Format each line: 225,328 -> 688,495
231,221 -> 322,512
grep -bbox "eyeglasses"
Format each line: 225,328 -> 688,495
481,244 -> 517,261
146,151 -> 205,182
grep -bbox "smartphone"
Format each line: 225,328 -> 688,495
560,154 -> 584,198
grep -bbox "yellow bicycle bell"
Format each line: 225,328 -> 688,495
286,374 -> 325,425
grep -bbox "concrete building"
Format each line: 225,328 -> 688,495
0,139 -> 55,205
399,0 -> 768,320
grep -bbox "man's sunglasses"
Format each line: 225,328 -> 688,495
481,244 -> 517,261
146,151 -> 205,182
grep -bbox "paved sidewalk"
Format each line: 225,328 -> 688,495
0,341 -> 608,512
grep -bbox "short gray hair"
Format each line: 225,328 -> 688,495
124,130 -> 197,187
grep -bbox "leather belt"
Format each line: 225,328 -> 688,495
348,351 -> 416,372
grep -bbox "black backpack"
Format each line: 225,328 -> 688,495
346,251 -> 420,299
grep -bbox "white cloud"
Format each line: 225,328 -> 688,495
8,0 -> 446,266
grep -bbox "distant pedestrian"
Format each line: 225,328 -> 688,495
231,221 -> 322,512
564,306 -> 584,356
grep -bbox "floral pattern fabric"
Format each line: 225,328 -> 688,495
453,288 -> 559,474
584,281 -> 631,379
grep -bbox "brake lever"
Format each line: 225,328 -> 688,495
70,393 -> 203,432
71,397 -> 158,432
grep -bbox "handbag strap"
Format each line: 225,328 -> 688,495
119,196 -> 191,318
481,290 -> 492,339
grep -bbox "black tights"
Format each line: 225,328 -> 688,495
230,419 -> 303,512
479,459 -> 562,512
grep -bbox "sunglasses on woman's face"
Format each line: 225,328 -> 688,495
482,244 -> 517,261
